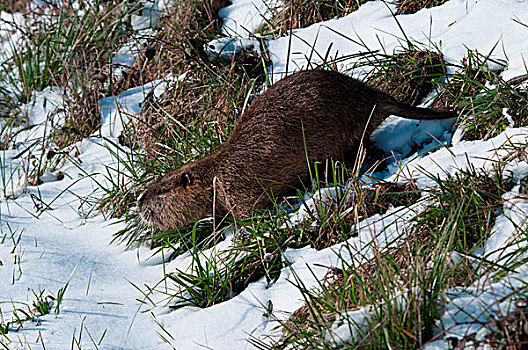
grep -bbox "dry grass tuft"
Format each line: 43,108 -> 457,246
125,58 -> 263,159
358,180 -> 420,218
53,89 -> 103,148
367,50 -> 446,106
115,0 -> 230,92
396,0 -> 449,15
50,0 -> 230,149
0,0 -> 32,13
259,0 -> 367,38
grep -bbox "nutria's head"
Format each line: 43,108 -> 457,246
138,160 -> 214,230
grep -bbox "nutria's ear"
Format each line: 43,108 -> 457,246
180,172 -> 193,189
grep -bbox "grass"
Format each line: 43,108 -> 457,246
0,284 -> 69,338
431,50 -> 528,141
164,219 -> 288,309
415,164 -> 514,252
265,165 -> 515,349
259,0 -> 369,38
483,290 -> 528,348
365,49 -> 447,106
0,1 -> 136,149
1,0 -> 528,348
396,0 -> 449,14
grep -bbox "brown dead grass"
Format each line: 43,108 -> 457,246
51,0 -> 231,149
259,0 -> 368,38
358,181 -> 420,218
0,0 -> 32,13
114,0 -> 270,160
367,50 -> 446,106
115,0 -> 231,92
125,54 -> 264,159
396,0 -> 449,15
53,87 -> 103,148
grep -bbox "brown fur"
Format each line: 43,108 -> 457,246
138,69 -> 456,230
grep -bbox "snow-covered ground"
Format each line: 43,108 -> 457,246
1,0 -> 528,348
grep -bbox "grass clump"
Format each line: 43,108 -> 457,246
416,165 -> 514,252
165,218 -> 288,309
130,58 -> 263,157
259,0 -> 369,37
0,0 -> 31,13
457,75 -> 528,141
0,1 -> 137,149
0,286 -> 68,337
290,178 -> 421,250
366,49 -> 447,106
431,50 -> 528,141
396,0 -> 449,15
269,166 -> 514,349
116,0 -> 230,90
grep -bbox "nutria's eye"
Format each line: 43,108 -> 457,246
181,172 -> 192,189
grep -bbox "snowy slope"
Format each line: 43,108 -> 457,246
1,0 -> 528,349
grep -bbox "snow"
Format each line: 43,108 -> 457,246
1,0 -> 528,348
219,0 -> 279,37
0,136 -> 165,348
99,78 -> 169,138
265,0 -> 528,80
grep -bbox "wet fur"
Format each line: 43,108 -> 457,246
138,69 -> 456,230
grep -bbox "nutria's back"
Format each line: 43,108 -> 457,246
138,69 -> 456,230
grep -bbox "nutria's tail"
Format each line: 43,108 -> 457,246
379,101 -> 458,120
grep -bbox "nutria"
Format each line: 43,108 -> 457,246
138,69 -> 456,230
